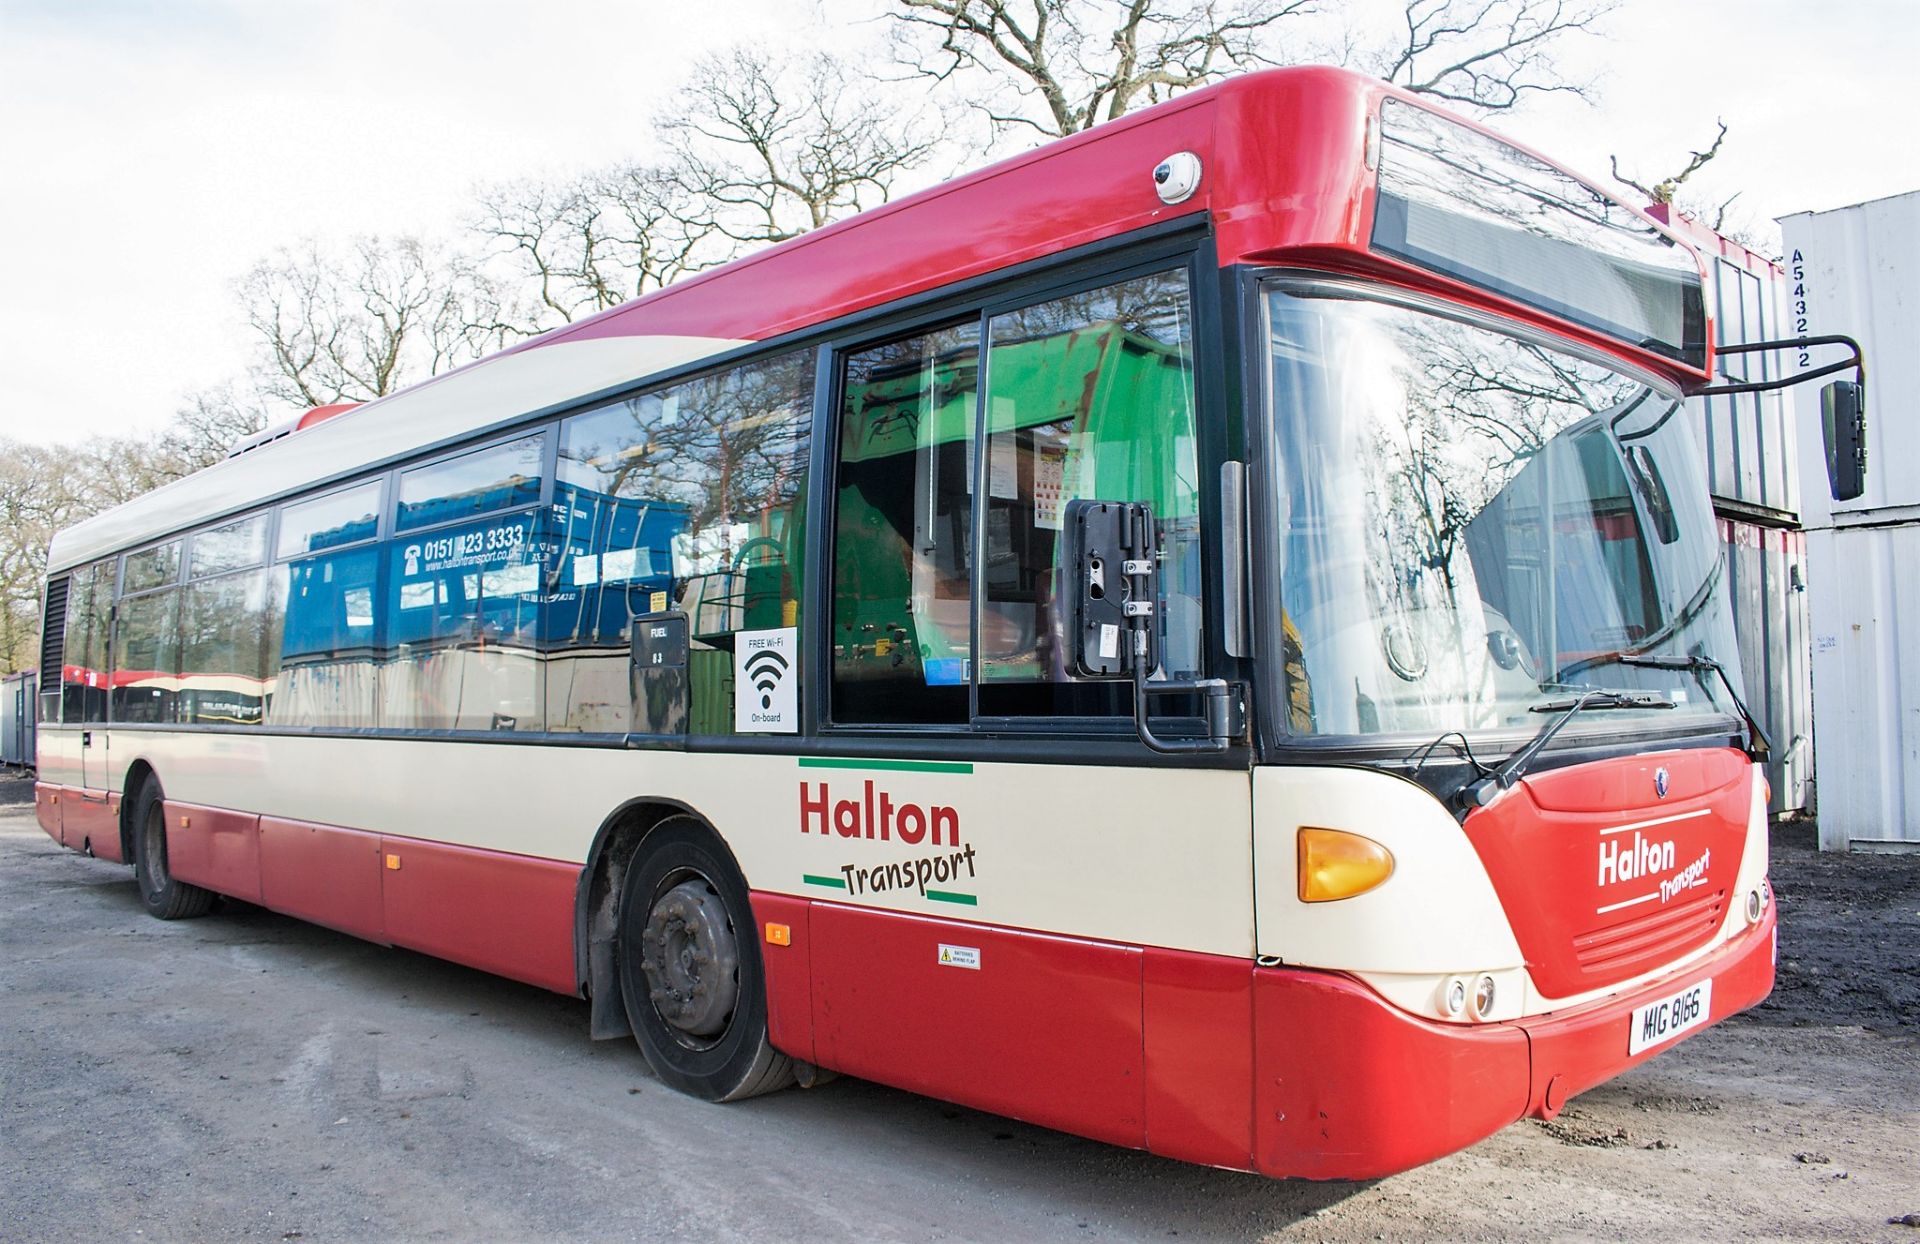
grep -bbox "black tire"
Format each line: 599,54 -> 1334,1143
616,817 -> 793,1102
130,779 -> 214,921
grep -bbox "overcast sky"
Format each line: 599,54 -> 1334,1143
2,0 -> 1915,446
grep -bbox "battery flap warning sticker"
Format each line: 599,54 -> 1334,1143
937,944 -> 981,970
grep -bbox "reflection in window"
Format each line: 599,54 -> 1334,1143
190,513 -> 270,579
123,541 -> 180,594
1266,284 -> 1736,738
396,434 -> 544,532
977,270 -> 1201,716
279,481 -> 380,559
112,588 -> 179,724
550,350 -> 814,734
383,510 -> 544,732
831,324 -> 979,725
179,569 -> 279,724
62,561 -> 112,722
271,549 -> 378,728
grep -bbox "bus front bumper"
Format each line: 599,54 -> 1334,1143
1251,904 -> 1777,1180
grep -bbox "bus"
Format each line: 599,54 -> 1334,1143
32,66 -> 1865,1180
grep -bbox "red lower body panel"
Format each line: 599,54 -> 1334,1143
39,784 -> 584,997
1253,969 -> 1531,1179
259,815 -> 387,942
34,782 -> 60,843
1144,948 -> 1254,1168
749,893 -> 815,1064
379,836 -> 579,995
53,786 -> 120,861
758,896 -> 1774,1180
809,903 -> 1147,1148
166,802 -> 262,903
1252,905 -> 1777,1179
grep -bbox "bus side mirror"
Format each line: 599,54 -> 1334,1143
1063,499 -> 1159,679
1821,379 -> 1867,501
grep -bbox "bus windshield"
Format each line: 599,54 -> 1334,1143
1263,279 -> 1741,740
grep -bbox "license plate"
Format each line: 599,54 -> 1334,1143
1628,979 -> 1712,1055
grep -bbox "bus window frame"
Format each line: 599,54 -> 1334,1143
1241,265 -> 1747,773
67,219 -> 1251,767
389,427 -> 557,540
275,478 -> 387,564
813,236 -> 1234,741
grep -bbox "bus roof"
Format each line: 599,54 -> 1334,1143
48,65 -> 1707,575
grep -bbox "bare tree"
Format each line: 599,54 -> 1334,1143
886,0 -> 1316,139
1611,119 -> 1726,209
1363,0 -> 1614,112
662,47 -> 943,245
474,163 -> 719,333
156,381 -> 274,473
241,235 -> 515,410
1609,119 -> 1772,252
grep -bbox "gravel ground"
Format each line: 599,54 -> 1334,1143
1,777 -> 1916,1242
1745,819 -> 1920,1033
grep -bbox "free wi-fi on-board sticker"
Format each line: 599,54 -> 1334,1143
735,627 -> 798,733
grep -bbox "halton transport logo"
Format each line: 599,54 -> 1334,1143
796,768 -> 980,907
1595,811 -> 1714,916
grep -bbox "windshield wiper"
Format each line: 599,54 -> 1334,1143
1617,653 -> 1772,762
1457,689 -> 1675,813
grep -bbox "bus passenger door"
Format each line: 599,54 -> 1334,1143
71,560 -> 117,852
801,269 -> 1258,1165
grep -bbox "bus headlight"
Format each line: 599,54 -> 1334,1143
1469,973 -> 1497,1020
1296,827 -> 1395,902
1442,977 -> 1468,1017
1745,886 -> 1766,924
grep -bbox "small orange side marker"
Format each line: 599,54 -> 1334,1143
180,815 -> 192,829
385,853 -> 402,870
764,922 -> 791,947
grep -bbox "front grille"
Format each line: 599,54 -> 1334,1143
1572,887 -> 1727,979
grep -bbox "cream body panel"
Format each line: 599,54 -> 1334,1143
1253,765 -> 1524,973
101,731 -> 1256,958
37,725 -> 82,786
47,334 -> 747,574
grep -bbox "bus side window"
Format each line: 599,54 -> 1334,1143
62,560 -> 113,724
177,513 -> 274,727
112,540 -> 182,724
112,585 -> 180,724
551,350 -> 814,735
270,483 -> 383,729
976,269 -> 1204,717
385,434 -> 548,733
830,322 -> 980,726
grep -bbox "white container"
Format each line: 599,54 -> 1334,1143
1781,190 -> 1920,848
1804,524 -> 1920,849
1780,190 -> 1920,527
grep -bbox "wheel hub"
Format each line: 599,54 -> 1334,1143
639,878 -> 740,1038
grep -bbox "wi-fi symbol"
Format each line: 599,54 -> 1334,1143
744,649 -> 789,710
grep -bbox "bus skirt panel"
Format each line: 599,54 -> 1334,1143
1251,904 -> 1777,1180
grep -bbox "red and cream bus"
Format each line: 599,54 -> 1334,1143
33,66 -> 1865,1179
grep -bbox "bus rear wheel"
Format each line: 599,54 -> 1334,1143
616,817 -> 793,1102
130,780 -> 214,921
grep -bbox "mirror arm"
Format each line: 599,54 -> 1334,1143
1132,669 -> 1243,754
1694,334 -> 1864,398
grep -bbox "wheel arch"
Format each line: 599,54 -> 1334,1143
118,757 -> 161,865
574,794 -> 732,1039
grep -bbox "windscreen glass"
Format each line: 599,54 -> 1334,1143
1372,97 -> 1706,368
1265,281 -> 1738,740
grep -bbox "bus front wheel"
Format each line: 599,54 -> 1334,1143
615,817 -> 794,1101
130,780 -> 214,921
